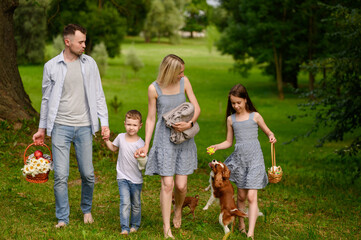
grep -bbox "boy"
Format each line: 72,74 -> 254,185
104,110 -> 144,235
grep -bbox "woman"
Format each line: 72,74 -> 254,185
135,54 -> 200,238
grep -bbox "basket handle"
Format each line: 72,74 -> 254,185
24,143 -> 52,164
271,143 -> 276,169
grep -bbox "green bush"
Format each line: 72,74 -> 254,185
125,46 -> 144,75
91,42 -> 108,77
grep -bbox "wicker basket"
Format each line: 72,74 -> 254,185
23,143 -> 52,183
268,143 -> 283,184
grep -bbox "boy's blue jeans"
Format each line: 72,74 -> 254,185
117,179 -> 142,232
51,124 -> 94,224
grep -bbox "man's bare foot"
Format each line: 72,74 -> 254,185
55,221 -> 66,228
120,230 -> 128,235
84,213 -> 94,224
130,227 -> 137,233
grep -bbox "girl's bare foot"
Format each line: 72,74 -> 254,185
239,219 -> 246,233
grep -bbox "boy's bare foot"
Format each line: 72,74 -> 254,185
55,221 -> 66,228
130,227 -> 137,233
84,213 -> 94,224
120,230 -> 128,235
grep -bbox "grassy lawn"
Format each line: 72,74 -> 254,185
2,37 -> 360,239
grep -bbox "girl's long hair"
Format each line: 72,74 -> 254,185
225,84 -> 257,123
156,54 -> 184,87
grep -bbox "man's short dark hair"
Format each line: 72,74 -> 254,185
63,24 -> 87,38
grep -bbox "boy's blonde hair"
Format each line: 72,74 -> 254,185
156,54 -> 185,87
125,110 -> 142,123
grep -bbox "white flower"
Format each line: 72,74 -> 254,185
38,158 -> 46,165
22,154 -> 53,177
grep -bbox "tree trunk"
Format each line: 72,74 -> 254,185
0,0 -> 38,121
308,12 -> 315,93
273,45 -> 284,100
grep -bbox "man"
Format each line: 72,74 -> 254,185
32,24 -> 110,228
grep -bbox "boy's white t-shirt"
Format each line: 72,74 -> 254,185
112,133 -> 145,184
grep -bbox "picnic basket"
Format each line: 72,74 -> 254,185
23,143 -> 52,183
267,143 -> 283,183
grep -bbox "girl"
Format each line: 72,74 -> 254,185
207,84 -> 276,240
135,54 -> 200,239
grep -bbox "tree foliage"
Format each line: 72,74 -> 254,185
47,0 -> 126,57
143,0 -> 185,43
182,0 -> 209,37
119,0 -> 150,36
91,42 -> 108,77
125,45 -> 144,75
14,0 -> 47,64
217,0 -> 330,99
297,2 -> 361,154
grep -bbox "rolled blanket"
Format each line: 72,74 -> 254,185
162,102 -> 200,144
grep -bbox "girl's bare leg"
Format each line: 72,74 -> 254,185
247,189 -> 258,238
173,175 -> 187,228
160,176 -> 175,238
237,188 -> 248,232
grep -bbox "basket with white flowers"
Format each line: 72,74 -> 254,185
22,143 -> 53,183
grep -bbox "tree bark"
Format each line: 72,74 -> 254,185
0,0 -> 38,121
273,45 -> 284,100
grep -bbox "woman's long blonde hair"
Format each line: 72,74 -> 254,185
156,54 -> 184,87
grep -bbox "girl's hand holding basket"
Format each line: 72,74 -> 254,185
21,143 -> 53,183
267,143 -> 283,184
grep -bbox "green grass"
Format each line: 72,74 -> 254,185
2,36 -> 360,239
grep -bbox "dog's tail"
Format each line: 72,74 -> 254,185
230,208 -> 247,217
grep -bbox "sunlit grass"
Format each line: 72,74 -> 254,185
7,37 -> 360,239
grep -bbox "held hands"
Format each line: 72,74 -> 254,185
134,145 -> 149,158
101,126 -> 110,141
32,129 -> 46,145
172,121 -> 192,132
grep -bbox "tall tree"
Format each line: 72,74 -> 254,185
0,0 -> 37,121
299,2 -> 361,154
143,0 -> 185,43
143,0 -> 165,42
217,0 -> 330,99
120,0 -> 150,36
182,0 -> 209,38
47,0 -> 126,57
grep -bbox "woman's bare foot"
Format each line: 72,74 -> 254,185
172,207 -> 182,229
164,227 -> 175,239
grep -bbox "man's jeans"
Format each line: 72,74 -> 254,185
117,179 -> 142,232
52,124 -> 94,224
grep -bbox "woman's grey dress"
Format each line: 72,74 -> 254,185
145,78 -> 197,176
224,112 -> 268,189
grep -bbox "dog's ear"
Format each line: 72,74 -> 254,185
214,170 -> 223,188
223,164 -> 230,179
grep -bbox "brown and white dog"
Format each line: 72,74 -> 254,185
208,159 -> 247,239
203,171 -> 217,210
